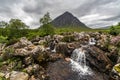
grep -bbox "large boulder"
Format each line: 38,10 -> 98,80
47,60 -> 109,80
56,42 -> 80,57
85,46 -> 112,72
12,37 -> 33,49
13,45 -> 44,56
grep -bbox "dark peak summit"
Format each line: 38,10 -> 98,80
63,11 -> 72,15
51,11 -> 89,28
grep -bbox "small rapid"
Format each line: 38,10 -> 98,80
70,48 -> 92,75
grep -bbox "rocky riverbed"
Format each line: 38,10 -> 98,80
0,32 -> 120,80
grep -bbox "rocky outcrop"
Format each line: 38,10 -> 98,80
10,71 -> 29,80
85,46 -> 112,72
0,32 -> 120,80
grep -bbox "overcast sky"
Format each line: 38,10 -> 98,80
0,0 -> 120,28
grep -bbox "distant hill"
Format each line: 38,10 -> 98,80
98,26 -> 111,29
51,11 -> 89,29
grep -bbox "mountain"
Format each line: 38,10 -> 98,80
51,11 -> 89,28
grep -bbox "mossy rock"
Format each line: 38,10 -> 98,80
114,64 -> 120,76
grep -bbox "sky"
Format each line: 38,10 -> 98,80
0,0 -> 120,29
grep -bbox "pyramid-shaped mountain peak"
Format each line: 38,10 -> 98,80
51,11 -> 89,28
63,11 -> 72,15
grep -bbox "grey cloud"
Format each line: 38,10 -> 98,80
72,0 -> 115,17
102,15 -> 120,21
0,0 -> 120,28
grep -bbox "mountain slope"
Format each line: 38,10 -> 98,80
51,11 -> 89,28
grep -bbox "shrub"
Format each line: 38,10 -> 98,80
109,26 -> 119,35
40,24 -> 55,36
6,38 -> 18,46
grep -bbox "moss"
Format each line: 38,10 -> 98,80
114,64 -> 120,73
0,77 -> 7,80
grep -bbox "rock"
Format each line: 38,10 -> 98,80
85,46 -> 112,72
49,53 -> 64,61
31,46 -> 44,54
29,75 -> 36,80
5,72 -> 10,79
53,35 -> 64,41
13,37 -> 33,49
38,40 -> 46,45
15,48 -> 29,56
0,72 -> 5,77
73,32 -> 90,41
19,37 -> 32,46
65,58 -> 71,62
47,60 -> 109,80
35,51 -> 49,63
24,57 -> 33,66
56,42 -> 79,57
111,36 -> 120,46
49,39 -> 58,50
10,71 -> 29,80
13,45 -> 44,56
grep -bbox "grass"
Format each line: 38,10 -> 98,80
55,27 -> 109,34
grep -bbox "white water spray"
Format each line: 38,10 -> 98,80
70,48 -> 92,75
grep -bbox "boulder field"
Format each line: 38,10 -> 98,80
0,32 -> 120,80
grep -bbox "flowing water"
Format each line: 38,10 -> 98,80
70,48 -> 92,75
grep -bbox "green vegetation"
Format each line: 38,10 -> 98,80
114,64 -> 120,73
0,12 -> 119,45
39,12 -> 55,36
109,23 -> 120,35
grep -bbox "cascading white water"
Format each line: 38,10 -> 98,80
70,48 -> 92,75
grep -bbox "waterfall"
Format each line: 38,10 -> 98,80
70,48 -> 92,75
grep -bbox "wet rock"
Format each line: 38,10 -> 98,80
49,39 -> 58,50
47,60 -> 109,80
49,53 -> 64,61
10,71 -> 29,80
85,46 -> 112,72
56,42 -> 79,57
